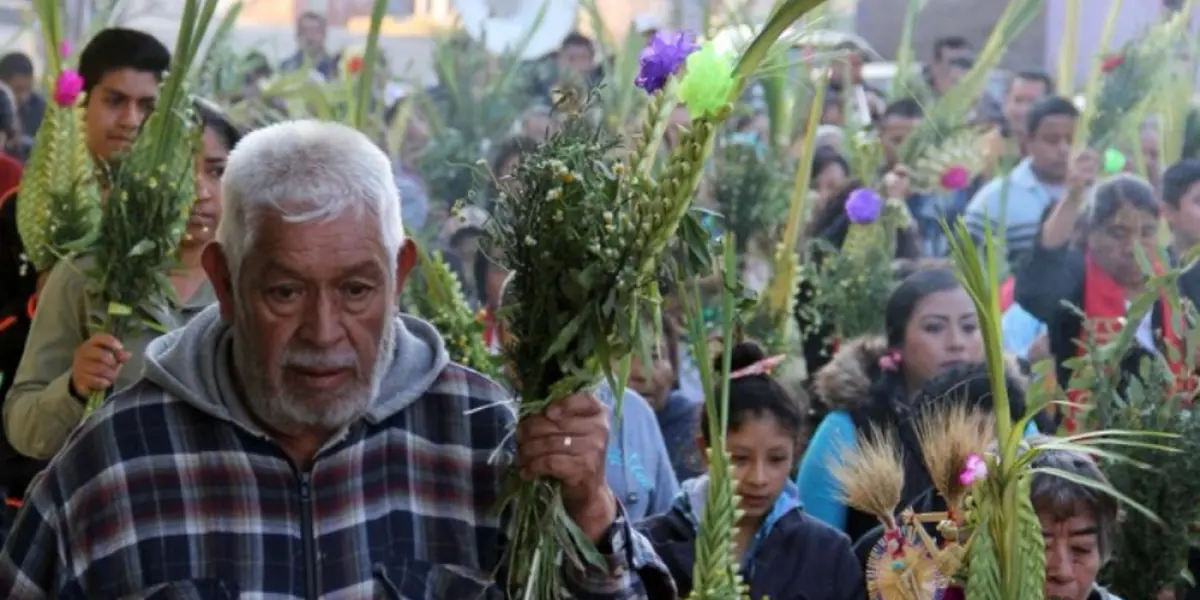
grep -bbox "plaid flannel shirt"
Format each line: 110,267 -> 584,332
0,362 -> 676,599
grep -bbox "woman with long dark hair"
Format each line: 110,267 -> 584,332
796,267 -> 990,543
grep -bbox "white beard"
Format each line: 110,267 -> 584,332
231,302 -> 396,435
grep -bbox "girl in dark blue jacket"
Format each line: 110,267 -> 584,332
637,342 -> 866,600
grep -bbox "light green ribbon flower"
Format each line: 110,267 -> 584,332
679,42 -> 736,119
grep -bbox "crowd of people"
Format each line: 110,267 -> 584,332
0,7 -> 1194,600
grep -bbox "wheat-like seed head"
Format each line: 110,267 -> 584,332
830,425 -> 905,523
913,401 -> 995,513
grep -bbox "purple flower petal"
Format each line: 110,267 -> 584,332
635,30 -> 698,94
845,187 -> 883,224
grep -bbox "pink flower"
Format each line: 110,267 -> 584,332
959,453 -> 987,486
53,70 -> 84,106
878,349 -> 902,371
59,41 -> 71,57
939,165 -> 970,190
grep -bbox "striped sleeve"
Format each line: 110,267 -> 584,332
0,475 -> 61,599
561,511 -> 676,599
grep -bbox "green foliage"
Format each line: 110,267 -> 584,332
793,232 -> 897,344
1064,249 -> 1200,597
84,0 -> 220,414
406,245 -> 500,379
710,138 -> 790,254
1089,45 -> 1167,151
414,129 -> 485,208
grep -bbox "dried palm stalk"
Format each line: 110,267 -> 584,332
831,425 -> 905,526
913,402 -> 994,514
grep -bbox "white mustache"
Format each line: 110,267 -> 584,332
281,349 -> 358,370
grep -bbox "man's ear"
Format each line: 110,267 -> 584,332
394,238 -> 418,301
695,435 -> 709,470
201,243 -> 236,321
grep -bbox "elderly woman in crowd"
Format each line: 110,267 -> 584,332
1028,439 -> 1123,600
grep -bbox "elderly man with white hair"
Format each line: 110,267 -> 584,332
0,121 -> 675,599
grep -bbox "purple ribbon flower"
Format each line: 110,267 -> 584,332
845,187 -> 883,224
635,30 -> 698,94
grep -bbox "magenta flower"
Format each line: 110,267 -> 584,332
844,187 -> 883,224
958,453 -> 988,486
53,70 -> 84,107
939,165 -> 970,190
635,30 -> 698,94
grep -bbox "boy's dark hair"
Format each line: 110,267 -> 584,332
78,28 -> 170,95
560,32 -> 595,55
0,52 -> 33,81
1008,69 -> 1055,95
933,35 -> 971,60
1025,95 -> 1078,138
883,97 -> 924,121
1161,158 -> 1200,208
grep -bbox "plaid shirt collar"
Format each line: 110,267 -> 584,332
0,359 -> 674,599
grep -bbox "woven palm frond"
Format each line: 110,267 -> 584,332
908,127 -> 989,195
16,0 -> 101,274
16,104 -> 101,273
866,533 -> 944,600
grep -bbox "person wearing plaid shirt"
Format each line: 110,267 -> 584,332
0,121 -> 676,599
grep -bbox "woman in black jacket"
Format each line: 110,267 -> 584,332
1014,171 -> 1200,431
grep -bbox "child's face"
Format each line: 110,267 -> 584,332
713,415 -> 796,521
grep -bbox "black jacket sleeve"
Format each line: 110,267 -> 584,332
1012,239 -> 1084,327
0,194 -> 37,395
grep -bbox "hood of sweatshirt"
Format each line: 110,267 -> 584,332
143,304 -> 449,432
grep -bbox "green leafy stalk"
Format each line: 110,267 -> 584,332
683,238 -> 750,600
350,0 -> 389,131
84,0 -> 221,414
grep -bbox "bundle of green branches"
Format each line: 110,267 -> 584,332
1066,254 -> 1200,598
794,237 -> 895,344
710,135 -> 789,254
15,0 -> 102,274
794,135 -> 898,344
83,0 -> 220,414
405,244 -> 499,378
486,105 -> 665,597
1087,37 -> 1177,152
